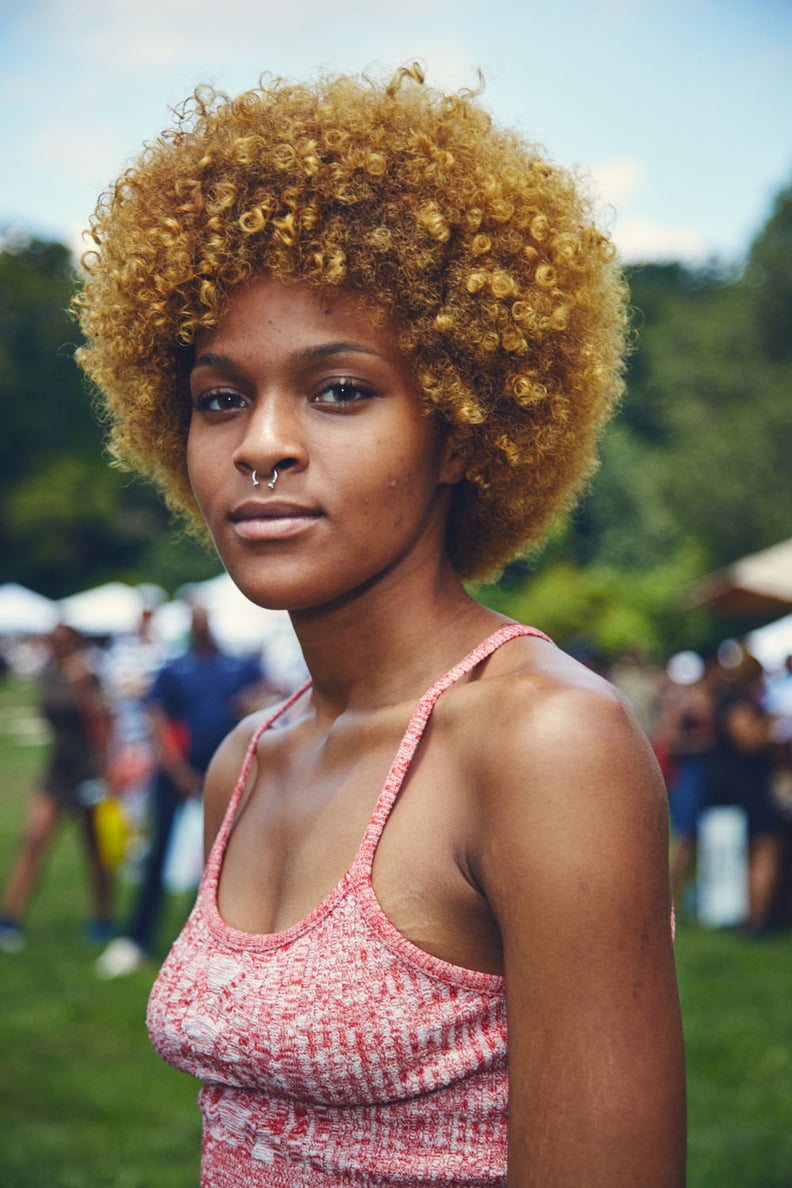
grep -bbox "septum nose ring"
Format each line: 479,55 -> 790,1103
251,468 -> 279,490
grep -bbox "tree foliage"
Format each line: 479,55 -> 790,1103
571,265 -> 792,575
746,182 -> 792,361
0,237 -> 220,598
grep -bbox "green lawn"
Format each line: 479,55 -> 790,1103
0,677 -> 200,1188
0,675 -> 790,1186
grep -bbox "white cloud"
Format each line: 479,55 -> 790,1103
613,217 -> 710,265
585,159 -> 712,264
34,0 -> 463,76
588,158 -> 648,208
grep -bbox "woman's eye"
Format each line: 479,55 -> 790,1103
313,380 -> 374,408
194,389 -> 245,412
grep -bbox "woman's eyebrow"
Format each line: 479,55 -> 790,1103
192,341 -> 385,373
297,341 -> 384,361
191,352 -> 237,372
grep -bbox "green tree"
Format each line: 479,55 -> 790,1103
747,181 -> 792,360
0,236 -> 220,597
0,238 -> 91,484
565,260 -> 792,576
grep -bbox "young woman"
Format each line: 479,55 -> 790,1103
75,65 -> 686,1186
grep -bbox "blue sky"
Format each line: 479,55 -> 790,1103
1,0 -> 790,267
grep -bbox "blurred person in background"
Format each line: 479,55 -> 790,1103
657,650 -> 719,914
763,654 -> 792,926
101,605 -> 168,877
0,623 -> 114,951
96,604 -> 267,977
609,646 -> 664,739
708,652 -> 784,935
765,654 -> 792,720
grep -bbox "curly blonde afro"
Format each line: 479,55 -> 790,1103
75,63 -> 628,580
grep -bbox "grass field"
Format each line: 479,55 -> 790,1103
0,675 -> 790,1187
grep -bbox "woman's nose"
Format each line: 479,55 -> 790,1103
232,398 -> 307,484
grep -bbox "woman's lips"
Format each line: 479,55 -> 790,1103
229,499 -> 323,541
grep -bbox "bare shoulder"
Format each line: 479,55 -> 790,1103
464,636 -> 667,826
460,639 -> 685,1183
451,633 -> 674,945
455,636 -> 660,793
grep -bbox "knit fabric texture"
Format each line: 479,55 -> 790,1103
147,623 -> 551,1186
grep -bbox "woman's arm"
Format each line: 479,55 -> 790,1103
480,680 -> 686,1187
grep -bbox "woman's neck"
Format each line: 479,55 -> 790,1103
289,558 -> 504,718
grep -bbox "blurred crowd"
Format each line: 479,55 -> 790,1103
0,603 -> 306,969
609,644 -> 792,936
1,617 -> 790,963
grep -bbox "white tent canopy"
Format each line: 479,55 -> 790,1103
58,581 -> 149,636
46,573 -> 304,683
747,614 -> 792,674
0,583 -> 59,635
179,573 -> 285,647
178,572 -> 306,686
685,538 -> 792,618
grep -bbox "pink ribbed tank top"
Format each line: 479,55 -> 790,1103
147,623 -> 550,1186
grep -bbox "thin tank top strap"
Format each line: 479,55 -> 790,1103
356,622 -> 552,869
215,679 -> 313,849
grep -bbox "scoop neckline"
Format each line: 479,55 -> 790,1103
201,622 -> 545,980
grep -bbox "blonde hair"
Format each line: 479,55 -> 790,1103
75,64 -> 628,580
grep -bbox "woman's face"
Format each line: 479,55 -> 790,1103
187,276 -> 464,613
